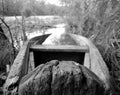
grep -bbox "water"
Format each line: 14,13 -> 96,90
26,23 -> 66,39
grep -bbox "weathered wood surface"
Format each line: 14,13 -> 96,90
3,34 -> 50,95
30,45 -> 89,53
71,34 -> 110,89
4,32 -> 110,94
19,60 -> 106,95
43,32 -> 110,89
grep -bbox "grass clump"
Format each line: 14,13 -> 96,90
64,0 -> 120,94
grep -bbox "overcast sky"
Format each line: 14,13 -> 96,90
45,0 -> 61,6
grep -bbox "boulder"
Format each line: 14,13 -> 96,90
19,60 -> 106,95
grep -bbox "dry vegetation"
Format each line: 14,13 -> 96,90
63,0 -> 120,94
0,16 -> 64,94
1,0 -> 120,94
1,16 -> 63,50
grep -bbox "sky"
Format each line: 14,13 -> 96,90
45,0 -> 62,6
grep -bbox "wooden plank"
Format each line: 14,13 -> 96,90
30,45 -> 89,53
84,52 -> 91,68
28,52 -> 35,72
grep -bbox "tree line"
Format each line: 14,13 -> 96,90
0,0 -> 65,17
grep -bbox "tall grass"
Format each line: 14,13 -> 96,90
65,0 -> 120,94
2,16 -> 63,50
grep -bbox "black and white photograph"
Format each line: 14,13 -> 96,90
0,0 -> 120,95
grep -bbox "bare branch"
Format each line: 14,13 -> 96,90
0,17 -> 16,58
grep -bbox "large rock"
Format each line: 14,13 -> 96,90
19,60 -> 106,95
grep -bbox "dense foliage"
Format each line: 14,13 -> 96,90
61,0 -> 120,94
0,0 -> 65,16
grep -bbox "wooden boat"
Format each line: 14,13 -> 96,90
3,33 -> 110,95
